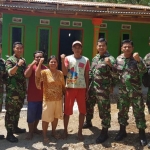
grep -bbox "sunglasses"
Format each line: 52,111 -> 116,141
50,55 -> 56,58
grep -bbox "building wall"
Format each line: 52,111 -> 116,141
0,21 -> 2,43
102,20 -> 150,58
2,13 -> 150,64
2,13 -> 94,64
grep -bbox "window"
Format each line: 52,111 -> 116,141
119,30 -> 132,54
99,32 -> 105,39
60,20 -> 70,26
12,17 -> 22,23
121,24 -> 131,30
100,23 -> 107,28
37,28 -> 50,63
73,21 -> 82,27
40,19 -> 50,25
121,31 -> 131,41
9,25 -> 24,55
99,30 -> 108,41
122,33 -> 130,40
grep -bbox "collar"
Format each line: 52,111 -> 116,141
97,51 -> 110,58
120,53 -> 133,60
13,54 -> 22,59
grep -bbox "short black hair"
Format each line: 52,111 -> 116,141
97,38 -> 107,45
121,39 -> 133,47
47,55 -> 58,63
13,42 -> 23,48
33,51 -> 44,57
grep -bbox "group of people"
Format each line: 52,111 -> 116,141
0,38 -> 150,147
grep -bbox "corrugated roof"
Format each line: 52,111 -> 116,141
4,0 -> 150,10
0,0 -> 150,20
0,3 -> 150,15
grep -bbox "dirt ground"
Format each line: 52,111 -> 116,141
1,95 -> 150,150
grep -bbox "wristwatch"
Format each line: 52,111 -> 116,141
16,63 -> 21,67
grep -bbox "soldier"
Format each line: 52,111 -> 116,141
114,39 -> 147,146
5,42 -> 26,143
143,37 -> 150,111
83,38 -> 115,143
0,43 -> 6,140
143,37 -> 150,148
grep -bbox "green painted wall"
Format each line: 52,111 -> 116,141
102,20 -> 150,58
2,13 -> 150,64
2,13 -> 94,64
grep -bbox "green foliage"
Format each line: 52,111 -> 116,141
77,0 -> 150,5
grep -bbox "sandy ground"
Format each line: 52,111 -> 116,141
1,101 -> 150,150
0,86 -> 150,150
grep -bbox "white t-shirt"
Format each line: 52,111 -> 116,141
64,55 -> 90,88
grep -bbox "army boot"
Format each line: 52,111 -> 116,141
0,134 -> 4,140
96,128 -> 108,143
14,121 -> 26,134
115,124 -> 127,141
139,129 -> 147,146
6,131 -> 18,143
83,120 -> 92,129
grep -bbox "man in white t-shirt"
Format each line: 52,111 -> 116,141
61,41 -> 90,140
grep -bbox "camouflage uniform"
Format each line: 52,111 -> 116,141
86,52 -> 115,128
0,58 -> 6,105
115,54 -> 146,129
5,55 -> 26,132
143,53 -> 150,108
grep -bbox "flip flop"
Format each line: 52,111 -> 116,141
52,133 -> 61,140
62,132 -> 68,139
43,138 -> 49,144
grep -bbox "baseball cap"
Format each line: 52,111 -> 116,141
72,41 -> 82,47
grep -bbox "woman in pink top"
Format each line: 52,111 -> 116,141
35,55 -> 65,143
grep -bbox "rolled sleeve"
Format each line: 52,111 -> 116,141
6,60 -> 15,76
85,60 -> 90,71
137,58 -> 147,74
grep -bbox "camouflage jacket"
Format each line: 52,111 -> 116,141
143,53 -> 150,68
114,54 -> 147,92
5,55 -> 26,93
0,58 -> 7,85
89,52 -> 116,91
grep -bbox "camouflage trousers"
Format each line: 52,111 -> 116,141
117,92 -> 146,129
0,84 -> 4,104
5,95 -> 24,132
147,88 -> 150,107
86,89 -> 111,128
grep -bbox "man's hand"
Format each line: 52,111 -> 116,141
18,59 -> 24,66
39,58 -> 44,65
31,60 -> 37,66
104,57 -> 112,67
60,54 -> 66,62
133,52 -> 140,62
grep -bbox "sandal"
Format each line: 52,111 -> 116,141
52,133 -> 61,140
43,138 -> 49,144
62,132 -> 68,139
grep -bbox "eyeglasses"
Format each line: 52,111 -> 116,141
50,55 -> 56,58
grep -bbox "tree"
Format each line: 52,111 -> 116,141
77,0 -> 150,6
